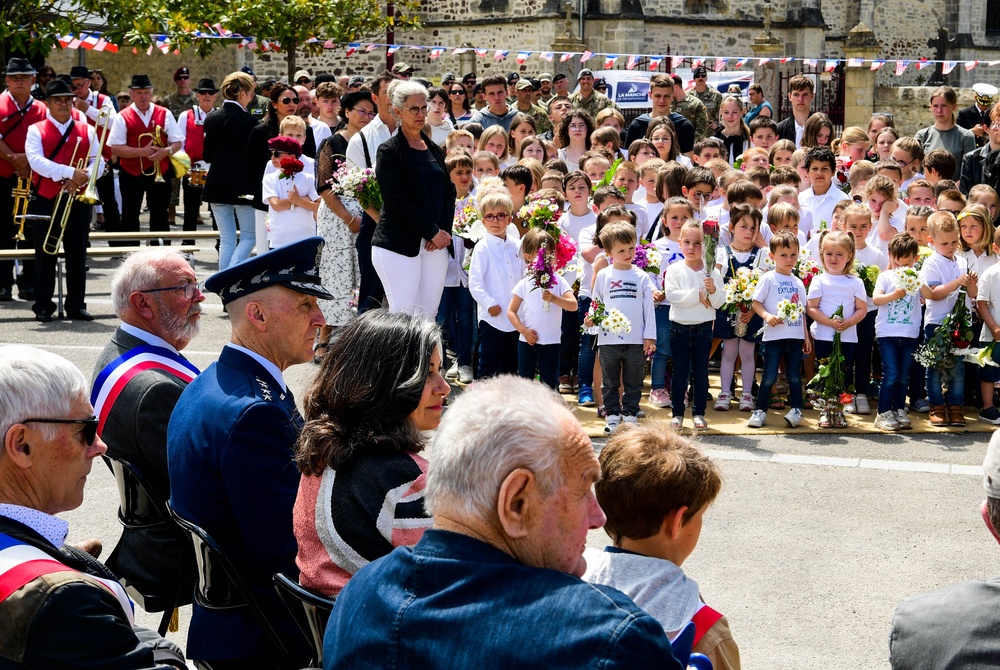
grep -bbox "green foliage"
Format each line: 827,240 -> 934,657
1,0 -> 86,59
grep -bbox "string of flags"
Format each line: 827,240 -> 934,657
49,30 -> 1000,76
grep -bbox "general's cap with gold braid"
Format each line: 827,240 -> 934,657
204,237 -> 333,306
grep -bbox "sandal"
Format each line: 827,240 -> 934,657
818,410 -> 831,429
769,395 -> 786,410
832,411 -> 848,429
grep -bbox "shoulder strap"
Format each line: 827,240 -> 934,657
46,122 -> 78,161
690,604 -> 724,646
0,100 -> 33,136
360,131 -> 372,168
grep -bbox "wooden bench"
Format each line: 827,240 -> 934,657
89,231 -> 227,241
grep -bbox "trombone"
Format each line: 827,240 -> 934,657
75,106 -> 112,206
42,137 -> 84,255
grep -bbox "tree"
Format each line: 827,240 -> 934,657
1,0 -> 87,61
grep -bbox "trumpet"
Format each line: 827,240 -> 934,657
42,138 -> 85,255
75,106 -> 113,206
138,126 -> 191,182
11,170 -> 34,241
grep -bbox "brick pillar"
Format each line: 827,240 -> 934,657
843,22 -> 881,128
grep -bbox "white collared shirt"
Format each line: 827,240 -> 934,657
800,186 -> 849,232
107,102 -> 183,147
120,322 -> 181,354
0,503 -> 69,548
79,89 -> 117,124
25,112 -> 102,182
468,232 -> 523,332
225,343 -> 287,392
345,113 -> 396,169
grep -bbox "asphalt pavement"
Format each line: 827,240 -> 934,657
1,246 -> 996,670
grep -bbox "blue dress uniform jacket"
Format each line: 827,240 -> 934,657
167,345 -> 309,666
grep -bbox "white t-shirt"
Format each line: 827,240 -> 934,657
468,232 -> 523,331
977,263 -> 1000,342
641,201 -> 664,238
800,186 -> 850,232
960,248 -> 998,280
511,273 -> 572,345
578,225 -> 597,298
807,272 -> 866,343
753,270 -> 807,341
263,155 -> 316,178
591,265 -> 657,345
874,269 -> 921,338
560,210 -> 597,244
624,204 -> 649,240
262,171 -> 318,249
652,237 -> 684,296
855,245 -> 888,312
920,251 -> 967,326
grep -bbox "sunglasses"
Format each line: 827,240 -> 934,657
175,75 -> 190,80
23,417 -> 99,446
270,150 -> 294,157
450,89 -> 465,96
279,96 -> 300,105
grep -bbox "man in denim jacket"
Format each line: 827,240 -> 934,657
322,376 -> 684,670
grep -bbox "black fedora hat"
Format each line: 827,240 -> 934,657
5,58 -> 35,76
129,74 -> 153,89
69,65 -> 91,80
195,78 -> 218,93
43,79 -> 75,98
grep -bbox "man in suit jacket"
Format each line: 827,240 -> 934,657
959,113 -> 1000,194
168,237 -> 331,669
889,429 -> 1000,669
957,83 -> 997,149
92,247 -> 204,603
0,346 -> 186,669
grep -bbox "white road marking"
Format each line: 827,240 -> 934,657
704,449 -> 981,476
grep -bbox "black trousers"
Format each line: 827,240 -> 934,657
118,170 -> 171,246
30,193 -> 89,314
182,177 -> 204,233
355,213 -> 384,312
95,167 -> 119,232
0,172 -> 35,291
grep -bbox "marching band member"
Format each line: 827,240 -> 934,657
177,78 -> 217,241
70,65 -> 118,234
0,58 -> 46,302
108,74 -> 182,246
24,79 -> 103,322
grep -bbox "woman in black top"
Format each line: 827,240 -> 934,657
314,92 -> 378,353
371,81 -> 455,318
244,83 -> 317,254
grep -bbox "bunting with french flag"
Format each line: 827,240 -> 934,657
429,47 -> 445,59
916,58 -> 932,70
475,48 -> 488,57
604,54 -> 617,69
942,61 -> 957,75
626,54 -> 639,70
870,60 -> 885,70
515,51 -> 530,64
581,50 -> 594,63
560,52 -> 574,62
648,56 -> 663,70
824,59 -> 838,72
780,57 -> 794,64
81,33 -> 100,49
387,45 -> 401,55
735,58 -> 749,68
966,60 -> 978,71
345,43 -> 358,57
758,57 -> 771,65
691,58 -> 704,69
452,47 -> 467,55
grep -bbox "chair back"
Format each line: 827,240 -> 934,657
103,455 -> 167,529
273,573 -> 336,666
166,502 -> 297,666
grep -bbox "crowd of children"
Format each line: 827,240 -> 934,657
429,98 -> 1000,434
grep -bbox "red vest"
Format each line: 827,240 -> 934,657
84,93 -> 113,161
184,109 -> 206,164
0,95 -> 46,178
118,105 -> 170,178
31,118 -> 92,200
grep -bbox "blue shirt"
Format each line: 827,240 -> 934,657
323,529 -> 684,669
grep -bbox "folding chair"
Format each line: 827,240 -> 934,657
273,572 -> 336,667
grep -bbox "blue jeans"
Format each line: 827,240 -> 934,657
756,338 -> 804,411
577,297 -> 596,390
437,286 -> 475,367
651,305 -> 672,390
670,321 -> 713,417
599,343 -> 646,416
878,336 -> 919,413
924,323 -> 965,405
477,321 -> 518,379
519,342 -> 561,389
210,203 -> 256,271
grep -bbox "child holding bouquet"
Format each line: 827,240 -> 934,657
844,203 -> 887,415
749,231 -> 810,428
508,228 -> 578,389
262,136 -> 319,249
714,204 -> 765,412
872,233 -> 922,431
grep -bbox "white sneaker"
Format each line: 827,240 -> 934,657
874,411 -> 900,431
896,409 -> 911,429
692,415 -> 708,430
458,366 -> 473,384
747,409 -> 767,428
713,392 -> 731,411
445,361 -> 459,379
854,395 -> 872,415
738,393 -> 755,411
783,407 -> 803,428
604,414 -> 622,434
842,394 -> 858,414
670,416 -> 683,430
622,415 -> 639,425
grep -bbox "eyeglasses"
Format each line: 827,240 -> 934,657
49,97 -> 75,106
279,96 -> 300,105
139,282 -> 202,300
483,212 -> 509,223
404,105 -> 428,115
353,108 -> 376,118
892,156 -> 913,167
296,78 -> 311,85
567,123 -> 587,131
23,418 -> 99,446
942,208 -> 963,216
270,150 -> 295,158
176,75 -> 190,81
694,75 -> 707,80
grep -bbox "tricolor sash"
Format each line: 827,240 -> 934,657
0,532 -> 134,624
91,344 -> 200,433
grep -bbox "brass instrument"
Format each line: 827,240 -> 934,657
138,126 -> 191,182
75,106 -> 113,206
188,166 -> 208,186
11,170 -> 34,241
42,137 -> 84,255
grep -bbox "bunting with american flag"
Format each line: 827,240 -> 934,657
539,51 -> 554,62
847,57 -> 863,67
626,54 -> 639,70
581,50 -> 594,63
494,50 -> 508,61
714,58 -> 727,71
894,60 -> 909,76
942,61 -> 957,75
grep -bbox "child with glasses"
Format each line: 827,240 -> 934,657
468,191 -> 523,378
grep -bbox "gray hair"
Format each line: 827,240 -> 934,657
0,346 -> 88,443
425,376 -> 570,521
110,248 -> 191,316
390,81 -> 428,111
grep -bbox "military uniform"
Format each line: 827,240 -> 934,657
569,90 -> 618,118
246,93 -> 270,120
162,91 -> 196,120
515,102 -> 552,135
673,94 -> 709,142
692,86 -> 724,132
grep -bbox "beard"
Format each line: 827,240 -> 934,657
154,296 -> 201,343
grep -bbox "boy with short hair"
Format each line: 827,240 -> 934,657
874,160 -> 903,190
681,167 -> 717,215
848,160 -> 877,199
976,225 -> 1000,424
923,149 -> 958,185
800,146 -> 850,234
584,422 -> 740,670
937,188 -> 967,215
744,166 -> 770,194
439,151 -> 477,383
593,183 -> 627,212
693,137 -> 724,165
580,151 -> 612,185
770,166 -> 801,189
740,147 -> 769,170
637,157 -> 668,219
612,160 -> 650,238
748,116 -> 778,149
906,178 -> 936,208
446,129 -> 476,154
500,164 -> 532,235
920,211 -> 979,426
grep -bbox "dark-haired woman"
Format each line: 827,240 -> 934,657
293,310 -> 450,596
557,109 -> 594,167
314,91 -> 377,356
447,84 -> 473,126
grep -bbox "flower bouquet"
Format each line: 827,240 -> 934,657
633,241 -> 662,276
722,266 -> 762,336
278,156 -> 304,179
808,304 -> 852,414
701,218 -> 719,276
518,196 -> 562,236
835,159 -> 852,195
331,162 -> 382,212
793,252 -> 823,290
894,267 -> 922,296
452,202 -> 486,243
584,298 -> 632,338
754,293 -> 805,337
554,233 -> 578,274
853,261 -> 880,297
964,341 -> 1000,368
529,246 -> 557,311
914,287 -> 974,389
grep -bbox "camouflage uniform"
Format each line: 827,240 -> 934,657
569,90 -> 618,118
673,94 -> 709,142
162,91 -> 196,119
692,86 -> 724,132
515,102 -> 552,135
